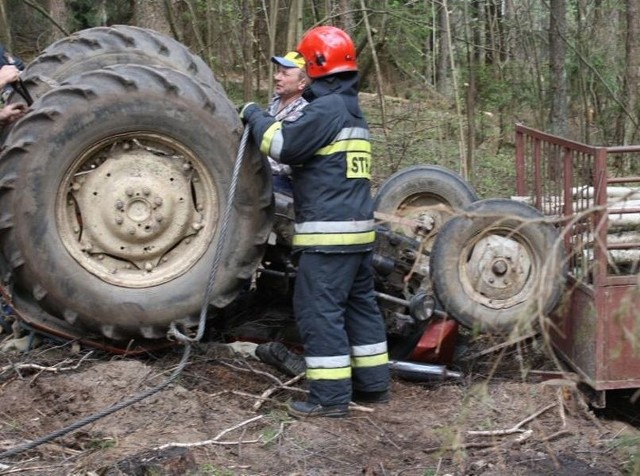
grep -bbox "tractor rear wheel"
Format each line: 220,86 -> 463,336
14,25 -> 220,104
0,65 -> 272,344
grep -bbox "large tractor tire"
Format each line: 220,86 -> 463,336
13,25 -> 220,105
0,64 -> 273,344
374,165 -> 479,251
431,198 -> 567,333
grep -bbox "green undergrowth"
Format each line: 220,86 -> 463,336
227,83 -> 517,199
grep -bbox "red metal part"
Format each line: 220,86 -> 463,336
515,124 -> 640,391
409,317 -> 459,365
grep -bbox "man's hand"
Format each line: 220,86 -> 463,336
0,103 -> 28,125
0,65 -> 20,89
238,102 -> 259,123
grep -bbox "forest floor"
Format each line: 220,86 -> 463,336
0,326 -> 638,476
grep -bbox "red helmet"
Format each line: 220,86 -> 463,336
296,26 -> 357,79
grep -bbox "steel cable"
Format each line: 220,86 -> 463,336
168,125 -> 251,344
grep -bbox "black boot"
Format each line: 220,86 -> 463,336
287,400 -> 349,418
352,389 -> 390,404
255,342 -> 306,376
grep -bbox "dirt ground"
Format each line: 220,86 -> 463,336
0,329 -> 638,476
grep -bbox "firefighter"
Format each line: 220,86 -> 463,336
240,25 -> 390,418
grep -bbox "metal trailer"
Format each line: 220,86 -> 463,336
515,124 -> 640,405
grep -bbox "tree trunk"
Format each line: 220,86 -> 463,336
466,1 -> 478,179
287,0 -> 304,50
436,1 -> 451,96
241,0 -> 255,101
133,0 -> 172,35
0,0 -> 11,48
548,0 -> 568,138
622,0 -> 639,145
47,0 -> 70,42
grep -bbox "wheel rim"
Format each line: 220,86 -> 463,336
459,232 -> 534,309
393,193 -> 454,246
57,133 -> 218,288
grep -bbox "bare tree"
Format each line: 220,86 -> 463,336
241,0 -> 255,101
616,0 -> 640,145
133,0 -> 172,35
47,0 -> 69,42
548,0 -> 568,137
287,0 -> 304,49
0,0 -> 11,48
436,1 -> 451,96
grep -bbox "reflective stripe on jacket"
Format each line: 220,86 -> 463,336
245,73 -> 376,253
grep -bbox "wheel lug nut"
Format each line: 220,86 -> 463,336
154,197 -> 163,206
142,187 -> 151,196
145,262 -> 154,271
492,259 -> 508,275
115,217 -> 124,225
128,227 -> 136,235
115,200 -> 124,210
126,187 -> 134,197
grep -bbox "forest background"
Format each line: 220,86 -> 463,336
0,0 -> 638,198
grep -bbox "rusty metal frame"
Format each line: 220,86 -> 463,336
515,124 -> 640,391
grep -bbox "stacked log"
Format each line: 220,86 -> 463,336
512,186 -> 640,274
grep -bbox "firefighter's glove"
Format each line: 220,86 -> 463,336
239,102 -> 259,124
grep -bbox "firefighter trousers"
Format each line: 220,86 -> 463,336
293,250 -> 390,406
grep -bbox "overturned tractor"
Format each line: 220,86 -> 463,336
0,26 -> 566,357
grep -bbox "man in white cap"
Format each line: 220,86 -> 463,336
266,51 -> 308,194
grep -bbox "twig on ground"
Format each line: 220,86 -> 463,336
155,414 -> 265,450
0,351 -> 94,376
557,387 -> 567,427
540,429 -> 572,442
0,464 -> 70,475
253,373 -> 305,411
423,442 -> 495,453
349,403 -> 375,413
219,360 -> 282,386
467,402 -> 556,436
364,416 -> 401,449
513,428 -> 533,443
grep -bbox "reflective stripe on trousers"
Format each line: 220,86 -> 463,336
294,251 -> 390,406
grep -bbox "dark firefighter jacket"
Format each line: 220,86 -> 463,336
242,72 -> 375,253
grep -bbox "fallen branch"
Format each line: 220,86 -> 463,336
557,387 -> 567,427
253,373 -> 305,411
364,416 -> 401,449
220,360 -> 284,387
155,414 -> 265,450
0,352 -> 94,376
467,402 -> 556,436
540,429 -> 572,442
